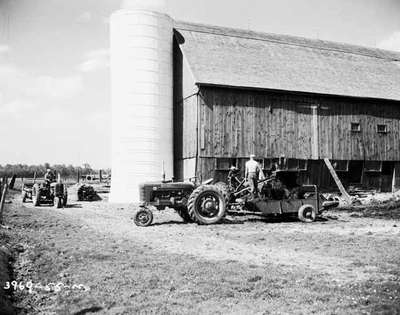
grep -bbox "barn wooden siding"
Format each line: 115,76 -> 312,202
190,86 -> 400,191
198,86 -> 400,161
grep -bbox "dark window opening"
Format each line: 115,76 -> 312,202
351,122 -> 361,132
377,124 -> 388,134
348,161 -> 363,183
382,161 -> 394,176
264,158 -> 307,171
364,161 -> 382,173
332,160 -> 349,172
216,158 -> 237,170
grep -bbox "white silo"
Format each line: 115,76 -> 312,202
110,0 -> 174,203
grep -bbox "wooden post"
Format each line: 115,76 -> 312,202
311,105 -> 319,160
99,170 -> 102,183
0,180 -> 8,224
324,158 -> 352,204
392,163 -> 400,193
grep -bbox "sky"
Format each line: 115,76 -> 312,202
0,0 -> 399,169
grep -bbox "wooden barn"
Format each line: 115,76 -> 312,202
173,21 -> 400,192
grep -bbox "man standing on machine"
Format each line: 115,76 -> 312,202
245,154 -> 262,199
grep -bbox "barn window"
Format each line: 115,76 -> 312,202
351,122 -> 361,132
264,158 -> 279,171
264,158 -> 307,171
377,124 -> 388,134
298,159 -> 308,171
216,158 -> 237,170
332,160 -> 349,172
364,161 -> 382,173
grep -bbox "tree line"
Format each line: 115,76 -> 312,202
0,163 -> 110,179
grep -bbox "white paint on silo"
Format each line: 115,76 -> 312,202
110,0 -> 173,203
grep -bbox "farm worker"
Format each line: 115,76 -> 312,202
44,169 -> 56,185
245,154 -> 262,198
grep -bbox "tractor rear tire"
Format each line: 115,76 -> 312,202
175,207 -> 193,223
134,208 -> 153,227
188,185 -> 226,225
298,204 -> 317,223
54,197 -> 63,209
32,185 -> 41,207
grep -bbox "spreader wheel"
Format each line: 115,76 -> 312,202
298,204 -> 317,223
134,208 -> 153,227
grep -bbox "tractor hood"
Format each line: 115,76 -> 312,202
140,181 -> 195,190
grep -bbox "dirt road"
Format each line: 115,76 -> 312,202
3,191 -> 400,314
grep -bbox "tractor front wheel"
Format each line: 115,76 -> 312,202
134,208 -> 153,227
188,185 -> 226,225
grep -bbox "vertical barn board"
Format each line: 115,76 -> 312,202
231,96 -> 238,156
238,97 -> 245,157
208,90 -> 214,157
250,93 -> 256,155
285,100 -> 293,158
338,100 -> 344,160
244,94 -> 252,156
338,100 -> 345,160
254,93 -> 265,157
318,102 -> 328,159
213,90 -> 221,156
267,94 -> 273,156
197,157 -> 217,182
350,101 -> 358,160
277,98 -> 283,157
297,102 -> 312,159
269,97 -> 276,157
363,100 -> 371,160
290,101 -> 296,158
311,105 -> 319,159
384,103 -> 395,160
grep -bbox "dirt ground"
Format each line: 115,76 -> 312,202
1,188 -> 400,315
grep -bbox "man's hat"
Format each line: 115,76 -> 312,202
249,154 -> 256,159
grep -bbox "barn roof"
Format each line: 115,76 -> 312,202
174,21 -> 400,102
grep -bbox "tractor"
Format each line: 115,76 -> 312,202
22,177 -> 68,209
21,180 -> 35,203
134,167 -> 338,227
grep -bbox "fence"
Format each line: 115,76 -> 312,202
0,177 -> 9,225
